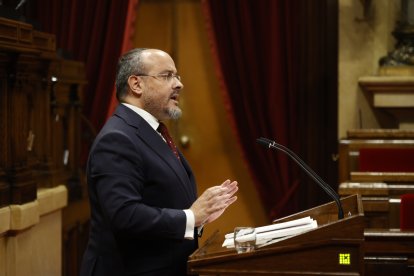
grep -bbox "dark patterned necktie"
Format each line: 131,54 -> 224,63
157,122 -> 180,160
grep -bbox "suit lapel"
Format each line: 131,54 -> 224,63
138,124 -> 196,201
115,105 -> 196,201
178,151 -> 197,197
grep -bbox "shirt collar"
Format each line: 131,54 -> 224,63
122,103 -> 160,131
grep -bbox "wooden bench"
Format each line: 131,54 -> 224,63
364,229 -> 414,276
339,180 -> 414,228
338,129 -> 414,229
339,138 -> 414,183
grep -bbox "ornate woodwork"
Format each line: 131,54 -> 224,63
0,16 -> 89,276
0,16 -> 86,206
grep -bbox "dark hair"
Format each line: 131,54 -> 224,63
115,48 -> 148,101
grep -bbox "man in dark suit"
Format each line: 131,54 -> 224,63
80,48 -> 238,276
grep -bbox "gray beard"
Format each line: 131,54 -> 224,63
167,107 -> 182,120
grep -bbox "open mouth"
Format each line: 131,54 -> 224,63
170,93 -> 179,103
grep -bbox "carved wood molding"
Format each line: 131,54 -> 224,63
0,17 -> 55,57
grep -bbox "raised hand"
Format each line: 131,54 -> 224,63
190,179 -> 238,227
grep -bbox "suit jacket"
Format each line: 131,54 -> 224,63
80,104 -> 198,276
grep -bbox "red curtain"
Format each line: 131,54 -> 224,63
202,0 -> 338,220
106,2 -> 139,119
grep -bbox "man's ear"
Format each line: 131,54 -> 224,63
127,75 -> 143,96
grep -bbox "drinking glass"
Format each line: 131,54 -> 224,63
234,227 -> 256,253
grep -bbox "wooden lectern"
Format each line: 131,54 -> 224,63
188,194 -> 365,275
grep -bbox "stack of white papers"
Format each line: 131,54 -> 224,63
223,216 -> 318,248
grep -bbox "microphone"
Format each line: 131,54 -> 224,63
256,137 -> 344,219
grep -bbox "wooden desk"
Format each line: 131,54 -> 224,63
188,195 -> 365,275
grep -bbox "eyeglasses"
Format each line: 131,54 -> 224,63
137,72 -> 181,82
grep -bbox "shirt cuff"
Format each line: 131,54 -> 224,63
183,209 -> 195,240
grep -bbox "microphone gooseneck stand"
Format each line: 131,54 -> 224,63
256,137 -> 344,220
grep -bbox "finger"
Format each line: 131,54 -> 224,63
221,181 -> 238,192
225,196 -> 237,206
212,184 -> 237,198
212,194 -> 237,210
205,198 -> 230,212
201,186 -> 222,200
215,186 -> 238,203
206,181 -> 237,198
220,179 -> 231,187
211,191 -> 234,204
207,196 -> 237,219
221,185 -> 238,197
216,195 -> 237,209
